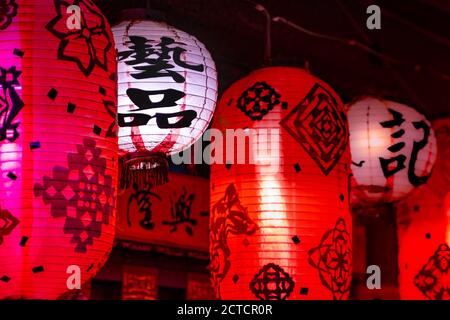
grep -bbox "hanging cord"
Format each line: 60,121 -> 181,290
272,16 -> 450,82
333,0 -> 428,113
242,0 -> 272,65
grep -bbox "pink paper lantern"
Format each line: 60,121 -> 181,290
0,0 -> 117,299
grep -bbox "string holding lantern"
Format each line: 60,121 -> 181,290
113,17 -> 218,189
347,97 -> 437,207
210,67 -> 352,300
0,0 -> 118,299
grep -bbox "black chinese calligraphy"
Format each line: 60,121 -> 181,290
118,36 -> 204,82
162,186 -> 197,236
409,121 -> 431,186
0,66 -> 24,143
237,81 -> 282,121
127,183 -> 162,231
379,108 -> 432,186
118,35 -> 205,130
117,88 -> 196,129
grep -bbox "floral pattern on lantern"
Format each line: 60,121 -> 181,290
237,81 -> 282,121
308,218 -> 352,300
0,0 -> 17,30
0,0 -> 117,299
210,67 -> 352,300
46,0 -> 113,76
348,97 -> 437,205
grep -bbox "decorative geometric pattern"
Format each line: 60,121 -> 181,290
308,218 -> 352,300
249,263 -> 295,300
34,138 -> 115,253
414,243 -> 450,300
0,0 -> 17,30
237,81 -> 281,121
0,205 -> 19,246
0,66 -> 24,143
46,0 -> 112,76
280,83 -> 348,175
209,184 -> 258,295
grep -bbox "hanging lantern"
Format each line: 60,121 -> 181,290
113,19 -> 218,188
348,97 -> 437,206
396,118 -> 450,300
0,0 -> 118,299
210,67 -> 352,300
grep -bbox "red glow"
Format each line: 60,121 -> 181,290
210,67 -> 352,300
0,1 -> 117,299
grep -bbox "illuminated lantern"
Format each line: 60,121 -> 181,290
348,97 -> 437,205
113,19 -> 218,188
396,119 -> 450,300
0,0 -> 117,299
210,67 -> 352,300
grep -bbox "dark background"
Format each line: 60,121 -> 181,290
95,0 -> 450,120
91,0 -> 449,299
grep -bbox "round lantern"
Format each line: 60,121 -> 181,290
210,67 -> 352,300
0,0 -> 117,299
348,97 -> 437,206
113,19 -> 218,188
396,118 -> 450,300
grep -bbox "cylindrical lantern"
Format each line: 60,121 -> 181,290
348,97 -> 437,206
113,19 -> 217,188
0,0 -> 118,299
210,67 -> 352,300
396,118 -> 450,300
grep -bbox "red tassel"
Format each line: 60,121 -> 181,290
120,153 -> 169,190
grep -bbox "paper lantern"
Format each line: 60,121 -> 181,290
0,0 -> 117,299
348,97 -> 437,205
396,119 -> 450,300
113,19 -> 218,188
210,67 -> 352,300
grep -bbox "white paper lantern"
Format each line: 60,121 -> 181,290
113,20 -> 218,157
348,97 -> 437,205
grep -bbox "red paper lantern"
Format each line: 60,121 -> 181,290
0,0 -> 117,299
210,67 -> 352,300
396,119 -> 450,300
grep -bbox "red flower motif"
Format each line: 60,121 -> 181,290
0,0 -> 17,30
46,0 -> 112,76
